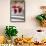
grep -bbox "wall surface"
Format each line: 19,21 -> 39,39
0,0 -> 46,41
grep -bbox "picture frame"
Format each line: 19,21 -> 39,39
10,0 -> 25,22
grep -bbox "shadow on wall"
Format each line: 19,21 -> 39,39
30,16 -> 40,27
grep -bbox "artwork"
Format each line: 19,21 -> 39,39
36,6 -> 46,27
10,0 -> 25,22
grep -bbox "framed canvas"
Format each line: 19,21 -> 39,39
10,0 -> 25,22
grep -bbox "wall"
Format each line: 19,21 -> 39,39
0,0 -> 46,39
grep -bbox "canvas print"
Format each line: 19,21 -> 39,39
10,0 -> 25,22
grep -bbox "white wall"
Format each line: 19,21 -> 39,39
0,0 -> 46,38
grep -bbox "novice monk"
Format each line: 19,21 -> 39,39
0,36 -> 6,44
